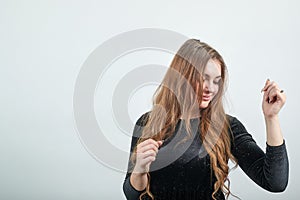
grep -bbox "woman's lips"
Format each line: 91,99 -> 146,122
202,96 -> 211,101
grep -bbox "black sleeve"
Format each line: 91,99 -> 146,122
122,112 -> 150,200
229,116 -> 289,192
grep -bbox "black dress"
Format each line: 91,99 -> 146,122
123,112 -> 289,200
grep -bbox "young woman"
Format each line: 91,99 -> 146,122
123,39 -> 289,200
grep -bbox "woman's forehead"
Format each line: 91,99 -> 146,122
204,59 -> 222,77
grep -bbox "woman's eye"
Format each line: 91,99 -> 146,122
214,80 -> 221,85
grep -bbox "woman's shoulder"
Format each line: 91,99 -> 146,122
135,111 -> 151,126
226,114 -> 249,137
226,114 -> 244,126
131,111 -> 152,138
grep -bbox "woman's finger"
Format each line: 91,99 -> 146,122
135,156 -> 156,173
261,79 -> 270,92
263,81 -> 277,94
264,84 -> 278,102
138,139 -> 159,149
142,156 -> 156,165
157,140 -> 163,146
269,88 -> 285,104
138,144 -> 158,154
140,150 -> 157,159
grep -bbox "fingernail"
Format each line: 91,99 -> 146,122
158,140 -> 164,149
261,87 -> 267,93
158,140 -> 164,145
261,78 -> 270,92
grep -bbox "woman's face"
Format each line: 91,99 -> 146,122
197,59 -> 222,109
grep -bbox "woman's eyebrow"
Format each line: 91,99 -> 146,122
204,74 -> 222,79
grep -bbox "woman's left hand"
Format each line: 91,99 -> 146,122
261,79 -> 286,118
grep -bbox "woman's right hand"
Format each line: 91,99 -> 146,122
133,139 -> 163,174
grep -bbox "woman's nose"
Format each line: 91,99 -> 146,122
204,81 -> 215,93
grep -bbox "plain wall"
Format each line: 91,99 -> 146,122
1,0 -> 299,199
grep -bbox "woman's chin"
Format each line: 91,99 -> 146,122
199,101 -> 210,109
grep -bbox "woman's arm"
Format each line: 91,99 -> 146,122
229,79 -> 288,192
123,113 -> 148,199
130,138 -> 162,191
230,116 -> 289,192
123,112 -> 162,200
264,116 -> 283,146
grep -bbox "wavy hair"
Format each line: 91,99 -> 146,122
131,39 -> 238,200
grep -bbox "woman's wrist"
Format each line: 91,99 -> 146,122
264,115 -> 284,146
264,114 -> 279,121
130,172 -> 148,191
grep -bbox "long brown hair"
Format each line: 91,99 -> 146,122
131,39 -> 238,200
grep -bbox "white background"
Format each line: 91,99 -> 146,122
1,0 -> 299,199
